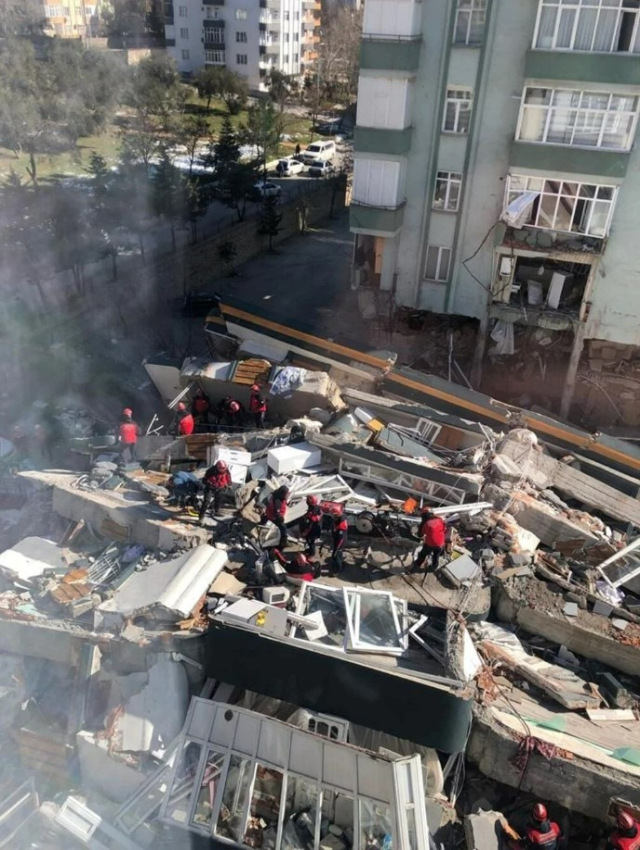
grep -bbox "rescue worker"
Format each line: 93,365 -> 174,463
191,388 -> 211,426
608,811 -> 640,850
217,396 -> 244,429
32,423 -> 54,463
249,384 -> 268,429
199,460 -> 232,522
271,550 -> 321,581
330,507 -> 348,576
521,804 -> 562,849
300,495 -> 323,557
411,508 -> 447,573
167,470 -> 202,510
172,402 -> 195,437
260,484 -> 290,548
118,408 -> 140,462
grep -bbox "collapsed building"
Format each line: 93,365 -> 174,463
1,302 -> 640,847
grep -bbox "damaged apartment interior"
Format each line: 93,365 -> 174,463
2,299 -> 640,849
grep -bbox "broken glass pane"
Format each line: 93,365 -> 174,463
321,789 -> 354,848
281,775 -> 318,850
118,761 -> 174,833
245,763 -> 284,847
359,799 -> 393,849
191,749 -> 226,831
345,589 -> 402,653
215,756 -> 253,842
298,584 -> 348,650
164,741 -> 202,825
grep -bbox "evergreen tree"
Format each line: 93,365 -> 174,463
257,195 -> 283,253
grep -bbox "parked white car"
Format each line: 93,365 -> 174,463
307,159 -> 335,178
301,140 -> 336,165
251,181 -> 283,200
275,158 -> 304,177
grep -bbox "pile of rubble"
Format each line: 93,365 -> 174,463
1,357 -> 640,849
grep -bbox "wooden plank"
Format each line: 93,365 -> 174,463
587,709 -> 637,723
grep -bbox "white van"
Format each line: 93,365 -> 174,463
301,140 -> 336,165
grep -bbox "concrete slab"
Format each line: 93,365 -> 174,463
442,554 -> 481,586
464,810 -> 502,850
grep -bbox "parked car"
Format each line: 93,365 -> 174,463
301,140 -> 336,165
307,159 -> 335,178
250,181 -> 283,200
275,158 -> 304,177
317,120 -> 343,136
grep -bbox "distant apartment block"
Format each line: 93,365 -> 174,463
41,0 -> 102,37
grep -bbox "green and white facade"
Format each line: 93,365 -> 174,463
350,0 -> 640,414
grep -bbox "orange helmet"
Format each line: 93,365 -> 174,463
177,402 -> 186,411
229,401 -> 240,413
251,384 -> 260,392
123,408 -> 132,417
215,460 -> 227,472
295,553 -> 308,567
617,812 -> 635,831
532,804 -> 547,823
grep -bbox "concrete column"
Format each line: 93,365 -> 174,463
560,322 -> 586,420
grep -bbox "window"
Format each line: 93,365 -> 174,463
443,88 -> 473,133
206,27 -> 224,43
237,54 -> 248,64
534,0 -> 640,54
204,7 -> 219,19
517,86 -> 639,150
506,175 -> 617,237
433,171 -> 462,212
181,49 -> 190,59
235,8 -> 247,19
454,0 -> 487,45
178,4 -> 187,16
45,5 -> 67,16
285,10 -> 290,19
294,52 -> 299,62
424,246 -> 452,282
205,49 -> 225,63
236,31 -> 247,42
180,27 -> 188,38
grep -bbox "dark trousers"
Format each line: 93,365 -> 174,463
199,486 -> 224,521
414,544 -> 443,572
253,411 -> 265,429
260,515 -> 288,548
121,442 -> 136,462
304,529 -> 322,557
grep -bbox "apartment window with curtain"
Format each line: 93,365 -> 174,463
534,0 -> 640,53
506,175 -> 617,237
237,54 -> 248,64
205,49 -> 225,62
454,0 -> 487,45
433,172 -> 463,212
179,27 -> 188,38
236,31 -> 247,42
443,89 -> 473,133
424,246 -> 452,282
178,5 -> 187,16
517,87 -> 639,149
181,49 -> 190,60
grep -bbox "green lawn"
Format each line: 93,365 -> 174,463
0,94 -> 316,183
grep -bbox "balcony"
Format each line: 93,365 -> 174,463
510,142 -> 630,179
350,201 -> 405,236
354,125 -> 413,156
360,36 -> 421,72
202,0 -> 224,5
525,50 -> 640,87
363,0 -> 422,39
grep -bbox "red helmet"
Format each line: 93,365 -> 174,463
215,460 -> 228,472
229,401 -> 240,413
306,495 -> 319,506
123,408 -> 132,417
332,506 -> 344,517
177,402 -> 186,411
617,812 -> 635,831
295,553 -> 308,567
251,384 -> 260,392
532,804 -> 547,823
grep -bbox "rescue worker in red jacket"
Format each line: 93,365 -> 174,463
172,402 -> 195,436
191,388 -> 211,426
412,508 -> 447,573
608,811 -> 640,850
300,495 -> 323,557
217,396 -> 244,429
199,460 -> 232,522
260,485 -> 289,547
523,804 -> 561,849
272,550 -> 321,581
249,384 -> 268,429
118,408 -> 140,462
331,507 -> 348,575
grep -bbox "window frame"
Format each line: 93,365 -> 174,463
236,53 -> 248,65
179,27 -> 189,39
424,246 -> 452,283
433,171 -> 463,212
205,49 -> 225,63
442,88 -> 473,134
532,0 -> 640,54
181,48 -> 190,60
453,0 -> 488,46
516,85 -> 639,151
178,4 -> 187,17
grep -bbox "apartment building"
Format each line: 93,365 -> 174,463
165,0 -> 320,91
350,0 -> 640,417
42,0 -> 101,37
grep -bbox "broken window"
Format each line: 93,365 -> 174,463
192,749 -> 226,830
216,755 -> 254,842
281,775 -> 319,848
442,88 -> 473,133
534,0 -> 640,53
293,583 -> 348,650
454,0 -> 487,45
246,764 -> 284,845
116,753 -> 177,834
344,588 -> 407,655
360,798 -> 393,848
506,175 -> 617,237
164,740 -> 203,825
433,172 -> 462,212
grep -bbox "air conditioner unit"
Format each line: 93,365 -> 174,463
499,257 -> 513,277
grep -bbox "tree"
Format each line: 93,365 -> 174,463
257,195 -> 283,253
180,177 -> 208,243
209,117 -> 257,223
175,116 -> 209,175
101,0 -> 164,44
0,0 -> 45,36
151,150 -> 182,250
211,115 -> 240,172
194,66 -> 248,115
126,54 -> 185,123
242,101 -> 281,179
119,113 -> 165,167
218,240 -> 238,276
317,4 -> 362,102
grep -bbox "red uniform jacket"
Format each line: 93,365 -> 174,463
525,822 -> 560,848
265,495 -> 287,523
193,396 -> 210,414
302,505 -> 322,537
249,392 -> 267,413
332,517 -> 348,549
421,516 -> 446,548
609,827 -> 640,850
178,413 -> 195,436
203,467 -> 231,490
119,422 -> 138,445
